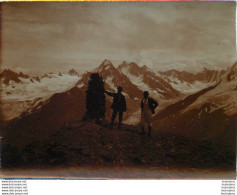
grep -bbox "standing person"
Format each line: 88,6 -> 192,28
105,86 -> 126,129
140,91 -> 158,136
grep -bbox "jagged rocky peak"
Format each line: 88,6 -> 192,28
118,61 -> 140,71
160,67 -> 225,84
68,68 -> 79,76
129,62 -> 140,69
41,73 -> 50,78
18,71 -> 29,78
0,69 -> 22,85
98,59 -> 115,71
119,61 -> 149,78
119,62 -> 151,73
141,65 -> 153,73
118,61 -> 129,68
229,61 -> 237,72
102,59 -> 113,65
202,67 -> 208,72
128,62 -> 139,68
1,69 -> 17,76
226,61 -> 237,82
75,60 -> 115,90
33,76 -> 40,82
122,60 -> 128,65
141,65 -> 148,70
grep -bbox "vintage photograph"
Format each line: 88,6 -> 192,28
0,2 -> 236,179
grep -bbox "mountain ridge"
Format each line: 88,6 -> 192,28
1,60 -> 236,176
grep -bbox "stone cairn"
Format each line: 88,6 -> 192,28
85,73 -> 106,121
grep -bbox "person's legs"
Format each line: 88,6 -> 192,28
147,111 -> 153,136
118,111 -> 123,129
140,112 -> 145,135
111,109 -> 117,128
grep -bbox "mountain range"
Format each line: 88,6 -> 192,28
158,68 -> 226,94
154,62 -> 237,148
1,60 -> 236,174
1,60 -> 236,148
0,69 -> 80,121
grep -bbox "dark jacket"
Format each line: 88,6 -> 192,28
105,91 -> 126,112
141,97 -> 158,114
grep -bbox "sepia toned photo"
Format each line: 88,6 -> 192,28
0,2 -> 236,179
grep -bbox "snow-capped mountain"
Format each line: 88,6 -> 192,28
3,65 -> 235,173
152,62 -> 237,148
76,60 -> 181,100
68,69 -> 79,76
158,68 -> 226,94
18,71 -> 30,79
1,60 -> 234,127
183,62 -> 237,116
1,69 -> 81,120
75,59 -> 143,120
76,59 -> 142,99
1,60 -> 236,152
118,61 -> 180,99
74,60 -> 186,123
0,69 -> 23,85
1,70 -> 80,101
3,87 -> 86,149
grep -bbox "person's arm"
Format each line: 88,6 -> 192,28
151,98 -> 158,109
104,90 -> 115,97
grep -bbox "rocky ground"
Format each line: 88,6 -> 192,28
1,120 -> 235,179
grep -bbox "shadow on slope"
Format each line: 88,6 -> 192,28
153,81 -> 236,149
155,82 -> 220,120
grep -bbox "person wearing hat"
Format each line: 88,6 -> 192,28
105,86 -> 127,129
140,91 -> 158,136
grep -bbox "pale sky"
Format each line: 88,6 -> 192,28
1,2 -> 236,75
